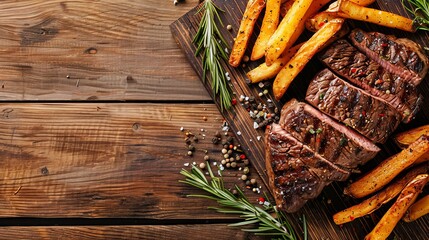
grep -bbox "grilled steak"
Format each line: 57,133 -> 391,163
306,69 -> 402,143
349,29 -> 429,86
265,124 -> 350,212
319,39 -> 423,123
280,99 -> 380,169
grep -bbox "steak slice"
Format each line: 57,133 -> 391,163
306,69 -> 402,143
280,99 -> 380,169
319,39 -> 423,123
349,29 -> 429,86
265,124 -> 350,212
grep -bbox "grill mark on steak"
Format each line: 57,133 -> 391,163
265,124 -> 350,213
319,39 -> 423,123
349,29 -> 429,86
280,99 -> 380,169
306,69 -> 401,143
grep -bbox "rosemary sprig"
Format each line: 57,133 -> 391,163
180,163 -> 307,240
193,0 -> 232,111
402,0 -> 429,32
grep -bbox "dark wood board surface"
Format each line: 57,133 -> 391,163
171,0 -> 429,239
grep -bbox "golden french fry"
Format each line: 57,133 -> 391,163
229,0 -> 266,67
273,18 -> 344,100
365,174 -> 428,240
333,164 -> 428,225
403,194 -> 429,222
328,0 -> 415,32
395,124 -> 429,148
344,135 -> 429,199
305,11 -> 340,32
251,0 -> 282,61
265,0 -> 313,65
247,43 -> 303,83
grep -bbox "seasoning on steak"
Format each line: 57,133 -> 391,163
305,69 -> 402,143
280,99 -> 380,169
319,39 -> 423,123
349,29 -> 429,86
265,123 -> 350,213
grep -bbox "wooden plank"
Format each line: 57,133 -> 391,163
0,103 -> 269,220
0,225 -> 260,240
0,0 -> 210,101
170,0 -> 429,239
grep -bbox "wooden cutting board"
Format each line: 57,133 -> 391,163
171,0 -> 429,239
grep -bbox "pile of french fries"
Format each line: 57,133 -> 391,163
334,125 -> 429,239
229,0 -> 415,100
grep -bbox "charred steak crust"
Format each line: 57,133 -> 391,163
280,99 -> 380,169
349,29 -> 429,86
265,124 -> 350,213
319,39 -> 423,123
305,69 -> 402,143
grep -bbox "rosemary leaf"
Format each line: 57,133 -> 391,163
179,163 -> 307,239
402,0 -> 429,31
193,0 -> 232,111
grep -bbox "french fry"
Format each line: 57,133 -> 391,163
395,124 -> 429,148
333,164 -> 428,225
365,174 -> 428,240
305,11 -> 340,32
305,0 -> 376,32
247,43 -> 303,83
327,0 -> 416,32
344,135 -> 429,199
394,125 -> 429,164
265,0 -> 313,66
273,18 -> 344,100
251,0 -> 282,61
228,0 -> 265,67
403,194 -> 429,222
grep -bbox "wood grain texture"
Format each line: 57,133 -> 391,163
0,225 -> 261,240
0,103 -> 268,219
0,0 -> 210,101
171,0 -> 429,239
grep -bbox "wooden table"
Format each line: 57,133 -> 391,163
0,1 -> 427,239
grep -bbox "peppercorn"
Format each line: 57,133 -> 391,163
243,167 -> 250,174
221,159 -> 226,165
232,189 -> 238,195
243,159 -> 250,165
204,155 -> 210,161
221,148 -> 228,154
188,145 -> 195,151
241,174 -> 248,181
187,151 -> 193,156
250,178 -> 256,185
226,163 -> 231,168
226,24 -> 232,31
224,154 -> 229,159
212,137 -> 220,144
227,149 -> 233,155
199,162 -> 206,169
231,162 -> 237,168
245,180 -> 251,186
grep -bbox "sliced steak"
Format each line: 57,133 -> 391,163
265,124 -> 350,212
305,69 -> 402,143
280,99 -> 380,169
349,29 -> 429,86
319,39 -> 423,123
